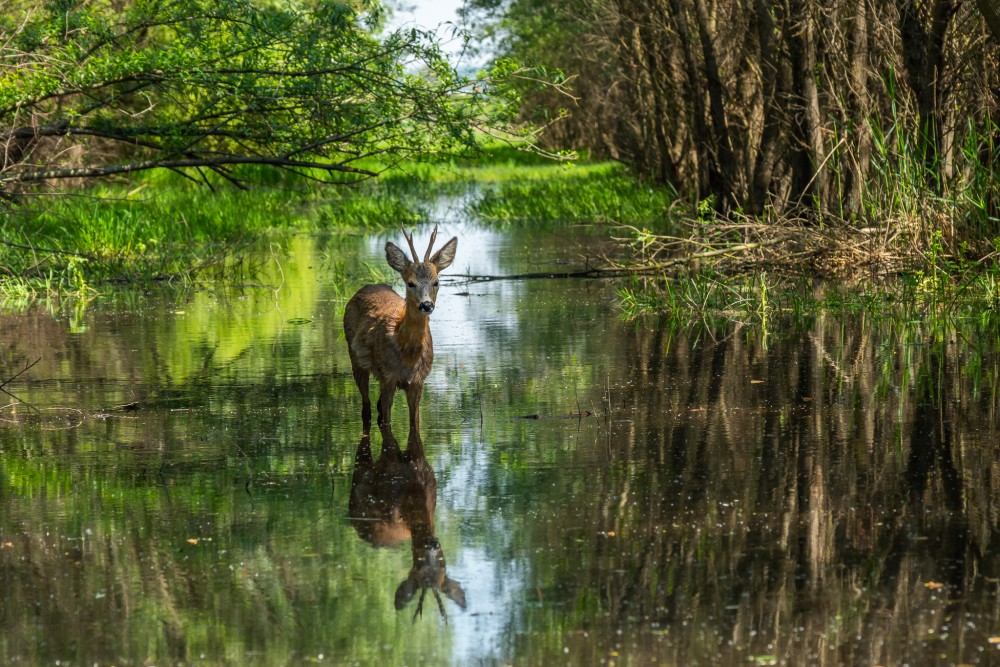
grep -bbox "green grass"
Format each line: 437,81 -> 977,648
0,175 -> 429,298
0,146 -> 673,301
617,261 -> 1000,339
467,164 -> 674,226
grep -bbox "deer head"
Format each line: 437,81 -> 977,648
385,225 -> 458,314
395,533 -> 467,622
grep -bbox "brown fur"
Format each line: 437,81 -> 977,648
343,227 -> 457,433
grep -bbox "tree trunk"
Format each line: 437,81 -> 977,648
789,0 -> 829,212
692,0 -> 738,210
900,0 -> 958,191
668,0 -> 710,198
750,0 -> 790,214
844,0 -> 871,218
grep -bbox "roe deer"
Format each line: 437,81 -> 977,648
343,226 -> 457,434
348,424 -> 467,621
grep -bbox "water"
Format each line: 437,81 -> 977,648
2,223 -> 1000,666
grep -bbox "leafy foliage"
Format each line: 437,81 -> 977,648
0,0 -> 527,193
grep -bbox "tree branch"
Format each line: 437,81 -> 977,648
1,155 -> 380,184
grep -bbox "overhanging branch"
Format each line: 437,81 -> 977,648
1,155 -> 380,185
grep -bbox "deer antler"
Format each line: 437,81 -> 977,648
432,587 -> 448,625
401,227 -> 419,262
423,224 -> 439,262
412,587 -> 428,622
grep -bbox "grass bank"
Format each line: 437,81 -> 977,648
602,100 -> 1000,319
0,169 -> 429,300
0,148 -> 674,303
5,142 -> 996,324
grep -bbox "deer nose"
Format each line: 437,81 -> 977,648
418,301 -> 435,314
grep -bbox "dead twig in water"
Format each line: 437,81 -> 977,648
513,411 -> 594,420
0,358 -> 41,409
449,235 -> 795,285
0,357 -> 40,392
448,267 -> 630,282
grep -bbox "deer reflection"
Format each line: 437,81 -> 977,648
348,424 -> 466,621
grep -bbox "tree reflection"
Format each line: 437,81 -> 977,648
505,314 -> 1000,665
349,424 -> 466,621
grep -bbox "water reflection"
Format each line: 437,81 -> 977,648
2,227 -> 1000,665
349,425 -> 466,621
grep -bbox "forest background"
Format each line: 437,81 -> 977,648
2,0 -> 1000,309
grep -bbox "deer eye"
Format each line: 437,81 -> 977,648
433,281 -> 439,288
407,282 -> 416,289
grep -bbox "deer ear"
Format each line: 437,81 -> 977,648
443,577 -> 467,609
430,237 -> 458,271
394,577 -> 418,610
385,242 -> 410,273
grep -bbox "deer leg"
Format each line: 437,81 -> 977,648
351,362 -> 372,433
377,385 -> 397,427
353,433 -> 373,465
405,383 -> 423,434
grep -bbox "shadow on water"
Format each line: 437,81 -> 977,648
349,424 -> 466,622
0,226 -> 999,665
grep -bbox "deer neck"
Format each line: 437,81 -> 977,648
402,455 -> 436,544
407,511 -> 438,566
395,300 -> 430,359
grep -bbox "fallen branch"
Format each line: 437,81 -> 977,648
622,235 -> 795,271
449,267 -> 630,282
0,358 -> 40,408
2,155 -> 378,185
449,235 -> 795,283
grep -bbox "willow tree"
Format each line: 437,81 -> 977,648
0,0 -> 524,196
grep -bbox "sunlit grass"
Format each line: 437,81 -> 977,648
0,171 -> 434,299
617,262 -> 1000,336
1,144 -> 675,301
468,167 -> 673,226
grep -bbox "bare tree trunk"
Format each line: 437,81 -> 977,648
750,0 -> 790,214
789,0 -> 829,212
844,0 -> 872,218
693,0 -> 738,210
900,0 -> 958,191
668,0 -> 709,198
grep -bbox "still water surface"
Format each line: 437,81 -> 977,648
2,223 -> 1000,666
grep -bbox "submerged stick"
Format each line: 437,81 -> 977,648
449,235 -> 791,283
0,357 -> 40,391
1,358 -> 41,407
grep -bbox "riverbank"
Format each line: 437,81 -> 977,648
0,148 -> 671,303
3,146 -> 998,324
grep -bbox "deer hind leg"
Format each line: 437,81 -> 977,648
351,362 -> 372,433
405,382 -> 423,434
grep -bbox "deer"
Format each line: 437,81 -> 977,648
348,424 -> 467,621
343,225 -> 458,434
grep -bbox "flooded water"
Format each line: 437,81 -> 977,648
2,221 -> 1000,666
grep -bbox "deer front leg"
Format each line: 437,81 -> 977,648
351,363 -> 372,433
377,384 -> 397,427
405,382 -> 423,434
